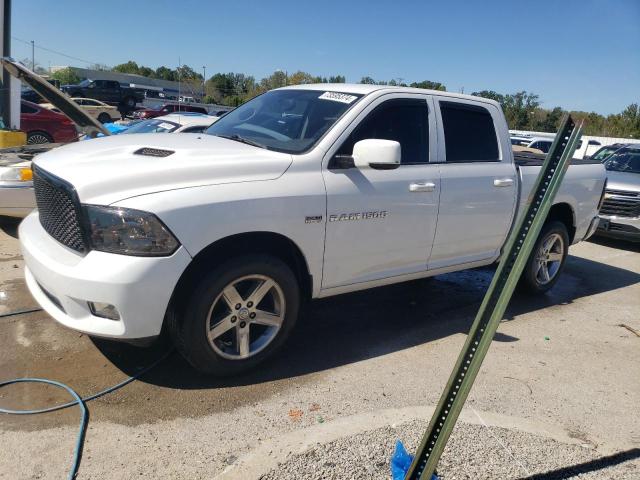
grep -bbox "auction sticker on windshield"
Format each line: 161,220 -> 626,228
318,92 -> 358,104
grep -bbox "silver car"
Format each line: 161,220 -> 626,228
597,144 -> 640,241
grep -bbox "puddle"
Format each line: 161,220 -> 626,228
0,278 -> 39,316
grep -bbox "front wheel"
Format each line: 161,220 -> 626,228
519,221 -> 569,294
170,255 -> 300,375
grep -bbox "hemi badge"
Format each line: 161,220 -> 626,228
305,216 -> 323,224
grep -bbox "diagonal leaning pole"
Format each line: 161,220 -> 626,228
405,115 -> 583,480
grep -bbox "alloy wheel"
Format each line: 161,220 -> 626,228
206,274 -> 285,360
534,233 -> 564,285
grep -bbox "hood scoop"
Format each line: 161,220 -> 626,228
133,147 -> 175,158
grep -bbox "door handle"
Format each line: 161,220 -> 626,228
409,182 -> 436,192
493,178 -> 514,187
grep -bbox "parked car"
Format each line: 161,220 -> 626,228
61,79 -> 145,109
19,85 -> 605,375
510,136 -> 554,153
20,100 -> 78,144
133,103 -> 209,119
596,144 -> 640,241
588,143 -> 627,162
0,114 -> 218,218
121,113 -> 218,134
41,97 -> 120,124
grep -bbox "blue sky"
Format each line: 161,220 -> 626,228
11,0 -> 639,114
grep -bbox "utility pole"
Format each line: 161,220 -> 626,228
1,0 -> 19,130
31,40 -> 34,71
202,65 -> 206,98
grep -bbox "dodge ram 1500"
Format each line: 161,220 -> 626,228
19,84 -> 606,374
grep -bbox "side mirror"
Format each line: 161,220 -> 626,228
353,139 -> 401,170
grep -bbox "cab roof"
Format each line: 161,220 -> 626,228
279,83 -> 501,108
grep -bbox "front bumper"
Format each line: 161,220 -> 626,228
596,215 -> 640,242
0,183 -> 35,218
20,211 -> 192,339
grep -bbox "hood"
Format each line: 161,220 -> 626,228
605,170 -> 640,193
1,57 -> 109,138
32,133 -> 293,205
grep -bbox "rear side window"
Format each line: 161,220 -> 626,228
337,98 -> 429,165
440,101 -> 499,162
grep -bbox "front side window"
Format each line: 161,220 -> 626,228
440,101 -> 499,162
336,98 -> 429,164
205,89 -> 363,153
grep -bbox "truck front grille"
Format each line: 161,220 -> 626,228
33,166 -> 87,253
600,190 -> 640,218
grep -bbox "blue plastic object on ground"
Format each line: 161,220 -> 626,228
391,441 -> 438,480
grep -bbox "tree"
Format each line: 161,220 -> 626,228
328,75 -> 345,83
471,90 -> 505,104
51,67 -> 80,85
359,76 -> 376,84
113,61 -> 140,75
288,71 -> 320,85
155,66 -> 176,81
410,80 -> 446,91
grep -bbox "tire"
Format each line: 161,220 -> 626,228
170,255 -> 300,375
26,131 -> 53,144
124,96 -> 136,108
97,113 -> 112,124
519,221 -> 570,294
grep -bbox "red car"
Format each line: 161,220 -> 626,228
133,103 -> 208,119
20,100 -> 78,144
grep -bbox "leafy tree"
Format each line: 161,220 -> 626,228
328,75 -> 345,83
288,71 -> 321,85
155,66 -> 176,81
51,67 -> 80,85
410,80 -> 446,91
359,76 -> 376,85
472,90 -> 505,104
113,61 -> 140,75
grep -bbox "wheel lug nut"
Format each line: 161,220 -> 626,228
239,321 -> 247,328
231,316 -> 237,323
247,301 -> 253,308
250,312 -> 256,319
235,304 -> 241,310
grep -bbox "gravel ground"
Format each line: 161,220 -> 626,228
261,420 -> 640,480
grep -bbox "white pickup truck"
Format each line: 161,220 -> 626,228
19,84 -> 606,375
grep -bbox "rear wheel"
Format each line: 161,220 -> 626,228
519,221 -> 569,294
26,131 -> 53,144
170,255 -> 300,375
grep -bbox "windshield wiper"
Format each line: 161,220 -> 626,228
216,134 -> 267,149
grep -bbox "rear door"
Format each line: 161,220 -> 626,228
429,98 -> 517,269
322,94 -> 440,289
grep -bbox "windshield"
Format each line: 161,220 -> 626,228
78,79 -> 92,87
205,89 -> 363,153
604,149 -> 640,174
122,119 -> 179,134
591,146 -> 618,162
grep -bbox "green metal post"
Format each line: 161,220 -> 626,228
405,116 -> 582,480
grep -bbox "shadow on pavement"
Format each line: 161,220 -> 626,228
519,448 -> 640,479
0,217 -> 20,239
589,235 -> 640,253
92,253 -> 640,390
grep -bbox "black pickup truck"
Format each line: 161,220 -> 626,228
61,79 -> 145,109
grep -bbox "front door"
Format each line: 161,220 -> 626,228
321,94 -> 440,289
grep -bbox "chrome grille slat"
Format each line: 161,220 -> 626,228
33,167 -> 87,253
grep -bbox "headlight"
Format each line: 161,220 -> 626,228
85,205 -> 180,256
0,166 -> 33,182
